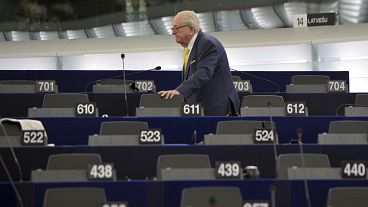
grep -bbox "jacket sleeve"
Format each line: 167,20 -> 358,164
176,40 -> 219,98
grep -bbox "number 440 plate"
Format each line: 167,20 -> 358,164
342,161 -> 367,178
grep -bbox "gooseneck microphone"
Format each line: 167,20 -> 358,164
296,128 -> 303,143
230,69 -> 281,93
270,185 -> 277,207
298,129 -> 312,207
123,66 -> 161,76
267,101 -> 279,179
209,196 -> 217,207
121,53 -> 129,117
83,66 -> 161,93
192,130 -> 197,145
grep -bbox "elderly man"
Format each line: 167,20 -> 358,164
158,10 -> 240,116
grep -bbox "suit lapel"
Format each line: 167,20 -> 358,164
184,31 -> 203,80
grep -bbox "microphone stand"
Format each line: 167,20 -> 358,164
83,66 -> 162,93
231,69 -> 281,93
298,133 -> 312,207
121,53 -> 129,117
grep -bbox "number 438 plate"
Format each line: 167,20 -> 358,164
88,163 -> 114,180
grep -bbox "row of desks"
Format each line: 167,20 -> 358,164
0,70 -> 350,93
1,144 -> 368,181
0,92 -> 358,117
1,179 -> 368,207
23,116 -> 368,145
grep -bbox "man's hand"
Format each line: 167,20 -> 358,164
158,90 -> 180,99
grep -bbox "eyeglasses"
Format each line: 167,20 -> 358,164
171,25 -> 189,32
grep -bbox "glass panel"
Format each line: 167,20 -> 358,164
314,39 -> 368,92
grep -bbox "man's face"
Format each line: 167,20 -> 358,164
172,14 -> 194,47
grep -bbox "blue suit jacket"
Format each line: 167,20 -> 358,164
176,31 -> 240,115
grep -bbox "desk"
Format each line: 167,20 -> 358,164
1,145 -> 368,181
33,116 -> 368,145
0,70 -> 349,93
0,92 -> 359,117
0,179 -> 367,207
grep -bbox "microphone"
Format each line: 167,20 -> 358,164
297,127 -> 312,207
192,130 -> 197,145
230,69 -> 281,93
266,101 -> 279,179
209,196 -> 217,207
121,53 -> 129,117
296,128 -> 303,143
124,66 -> 161,76
270,185 -> 277,207
290,128 -> 303,144
83,66 -> 161,93
128,66 -> 162,93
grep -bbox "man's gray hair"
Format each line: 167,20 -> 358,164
177,10 -> 200,32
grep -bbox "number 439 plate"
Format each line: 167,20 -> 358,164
215,161 -> 242,179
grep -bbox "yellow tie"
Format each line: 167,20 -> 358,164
183,47 -> 190,80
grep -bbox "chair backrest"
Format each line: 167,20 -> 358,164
216,120 -> 276,134
277,153 -> 331,179
0,121 -> 22,136
328,120 -> 368,134
42,93 -> 89,108
355,94 -> 368,106
232,75 -> 241,81
327,187 -> 368,207
241,95 -> 285,107
157,154 -> 211,179
139,94 -> 184,107
47,153 -> 102,170
0,121 -> 23,146
291,75 -> 330,85
99,121 -> 148,135
0,80 -> 35,85
180,186 -> 243,207
43,187 -> 107,207
96,79 -> 133,85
